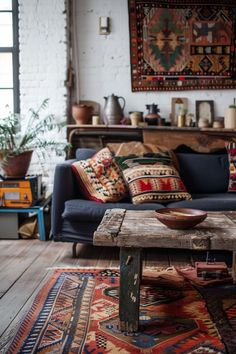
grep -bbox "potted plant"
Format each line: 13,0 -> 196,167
0,98 -> 70,177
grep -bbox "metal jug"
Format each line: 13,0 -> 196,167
103,94 -> 125,125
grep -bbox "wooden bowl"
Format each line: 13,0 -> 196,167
155,208 -> 207,229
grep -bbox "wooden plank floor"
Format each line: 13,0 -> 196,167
0,239 -> 232,351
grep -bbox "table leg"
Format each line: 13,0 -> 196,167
37,207 -> 46,241
119,247 -> 142,332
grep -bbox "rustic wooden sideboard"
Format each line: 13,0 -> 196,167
67,124 -> 236,158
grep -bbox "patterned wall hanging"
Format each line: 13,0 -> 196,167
128,0 -> 236,91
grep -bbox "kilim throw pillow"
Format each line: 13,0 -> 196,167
226,142 -> 236,192
71,147 -> 128,203
115,154 -> 191,205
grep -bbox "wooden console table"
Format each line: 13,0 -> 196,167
94,209 -> 236,332
67,124 -> 236,158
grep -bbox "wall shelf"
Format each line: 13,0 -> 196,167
67,124 -> 236,158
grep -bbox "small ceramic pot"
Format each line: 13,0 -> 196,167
72,104 -> 93,125
92,115 -> 100,125
129,112 -> 142,126
144,113 -> 160,125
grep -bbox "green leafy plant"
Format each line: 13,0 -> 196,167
229,98 -> 236,108
0,98 -> 70,163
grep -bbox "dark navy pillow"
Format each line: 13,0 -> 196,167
176,153 -> 229,193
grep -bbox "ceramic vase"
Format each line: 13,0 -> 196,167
224,107 -> 236,129
72,104 -> 93,125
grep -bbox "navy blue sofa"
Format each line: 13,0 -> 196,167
51,148 -> 234,253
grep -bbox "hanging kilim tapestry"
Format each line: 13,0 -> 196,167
128,0 -> 236,91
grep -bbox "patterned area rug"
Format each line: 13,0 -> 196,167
6,269 -> 236,353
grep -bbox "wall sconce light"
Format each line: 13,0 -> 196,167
99,16 -> 110,35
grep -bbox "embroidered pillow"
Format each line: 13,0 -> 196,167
226,142 -> 236,192
115,154 -> 191,205
72,147 -> 127,203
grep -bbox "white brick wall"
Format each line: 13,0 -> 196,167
17,0 -> 236,191
18,0 -> 68,192
76,0 -> 236,121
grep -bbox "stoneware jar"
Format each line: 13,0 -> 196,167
129,111 -> 143,126
224,106 -> 236,129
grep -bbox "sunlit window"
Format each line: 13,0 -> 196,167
0,0 -> 19,118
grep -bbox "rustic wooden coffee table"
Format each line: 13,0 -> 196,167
93,208 -> 236,332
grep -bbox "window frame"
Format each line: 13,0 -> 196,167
0,0 -> 19,113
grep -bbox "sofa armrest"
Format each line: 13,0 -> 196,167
51,159 -> 77,239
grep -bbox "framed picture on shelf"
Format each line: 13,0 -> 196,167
171,98 -> 188,126
196,100 -> 214,127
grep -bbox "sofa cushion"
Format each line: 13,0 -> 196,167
176,153 -> 229,193
72,147 -> 127,203
226,142 -> 236,192
62,199 -> 165,222
75,148 -> 96,160
167,193 -> 236,211
115,154 -> 191,204
59,219 -> 99,243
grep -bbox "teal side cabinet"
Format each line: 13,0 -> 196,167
0,195 -> 51,241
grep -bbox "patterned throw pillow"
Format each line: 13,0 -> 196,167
226,142 -> 236,192
72,147 -> 128,203
115,154 -> 191,204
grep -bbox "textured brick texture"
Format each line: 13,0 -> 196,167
18,0 -> 236,190
18,0 -> 68,191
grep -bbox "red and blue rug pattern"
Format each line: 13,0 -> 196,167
7,269 -> 233,353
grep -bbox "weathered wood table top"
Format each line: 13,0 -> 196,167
94,209 -> 236,250
93,209 -> 236,332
